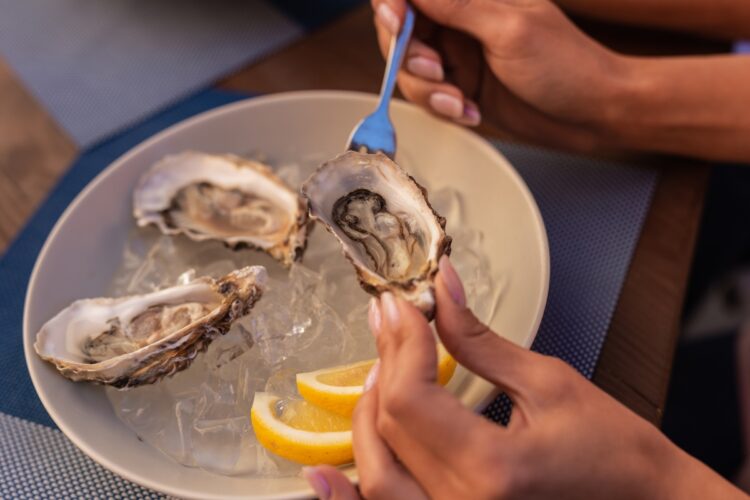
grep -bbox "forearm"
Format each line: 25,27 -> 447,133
664,444 -> 749,499
600,55 -> 750,163
556,0 -> 750,40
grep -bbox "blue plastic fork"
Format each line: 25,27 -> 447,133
347,5 -> 416,159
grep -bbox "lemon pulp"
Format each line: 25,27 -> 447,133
276,399 -> 351,432
316,360 -> 376,386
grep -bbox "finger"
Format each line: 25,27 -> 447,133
396,71 -> 480,126
372,1 -> 443,70
374,294 -> 505,467
377,292 -> 438,387
374,18 -> 443,75
381,39 -> 446,84
407,39 -> 441,62
434,256 -> 544,402
372,0 -> 407,35
352,388 -> 428,500
403,40 -> 445,82
303,465 -> 360,500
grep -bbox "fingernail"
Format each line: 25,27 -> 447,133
429,92 -> 463,119
439,256 -> 466,307
302,467 -> 331,500
368,298 -> 382,337
406,56 -> 444,81
364,360 -> 380,391
377,3 -> 400,35
407,38 -> 432,56
381,292 -> 400,325
462,101 -> 481,126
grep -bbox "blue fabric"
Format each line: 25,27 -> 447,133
0,89 -> 250,428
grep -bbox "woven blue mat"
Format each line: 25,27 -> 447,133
0,89 -> 657,496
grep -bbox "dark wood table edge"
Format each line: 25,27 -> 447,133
593,162 -> 709,425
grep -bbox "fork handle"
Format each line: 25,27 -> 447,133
376,5 -> 416,115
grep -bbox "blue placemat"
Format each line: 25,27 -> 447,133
483,143 -> 657,422
0,89 -> 657,496
0,0 -> 365,146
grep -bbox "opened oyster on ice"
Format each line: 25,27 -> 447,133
301,151 -> 451,317
34,266 -> 267,388
133,152 -> 309,267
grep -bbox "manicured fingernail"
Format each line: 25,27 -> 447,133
381,292 -> 400,325
439,256 -> 466,307
462,101 -> 481,126
406,56 -> 444,81
368,298 -> 382,337
364,360 -> 380,391
429,92 -> 463,119
377,3 -> 400,34
302,467 -> 331,500
407,38 -> 432,56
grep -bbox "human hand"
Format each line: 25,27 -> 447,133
303,257 -> 748,499
370,0 -> 631,153
302,256 -> 744,499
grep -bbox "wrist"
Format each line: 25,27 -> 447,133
594,54 -> 656,147
626,425 -> 682,499
649,431 -> 748,500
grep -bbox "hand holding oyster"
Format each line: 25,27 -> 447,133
302,151 -> 451,317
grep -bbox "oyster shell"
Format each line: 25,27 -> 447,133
133,152 -> 309,267
301,151 -> 451,316
34,266 -> 267,388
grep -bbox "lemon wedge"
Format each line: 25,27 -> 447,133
296,344 -> 457,417
250,392 -> 353,465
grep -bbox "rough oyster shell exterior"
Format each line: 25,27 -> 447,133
34,266 -> 267,388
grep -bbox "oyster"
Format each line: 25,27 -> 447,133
34,266 -> 267,388
133,152 -> 309,267
301,151 -> 451,316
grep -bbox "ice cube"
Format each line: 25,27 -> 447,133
264,367 -> 300,399
191,416 -> 248,474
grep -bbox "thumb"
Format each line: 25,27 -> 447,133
374,0 -> 504,40
434,256 -> 539,399
303,465 -> 361,500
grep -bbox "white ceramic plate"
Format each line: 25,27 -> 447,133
23,91 -> 549,499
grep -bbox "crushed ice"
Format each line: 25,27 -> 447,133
106,154 -> 504,477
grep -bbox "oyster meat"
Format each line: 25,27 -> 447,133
34,266 -> 267,388
133,152 -> 309,267
301,151 -> 451,316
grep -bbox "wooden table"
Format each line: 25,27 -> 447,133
0,6 -> 717,425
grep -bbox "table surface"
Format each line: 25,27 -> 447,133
1,6 -> 721,425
